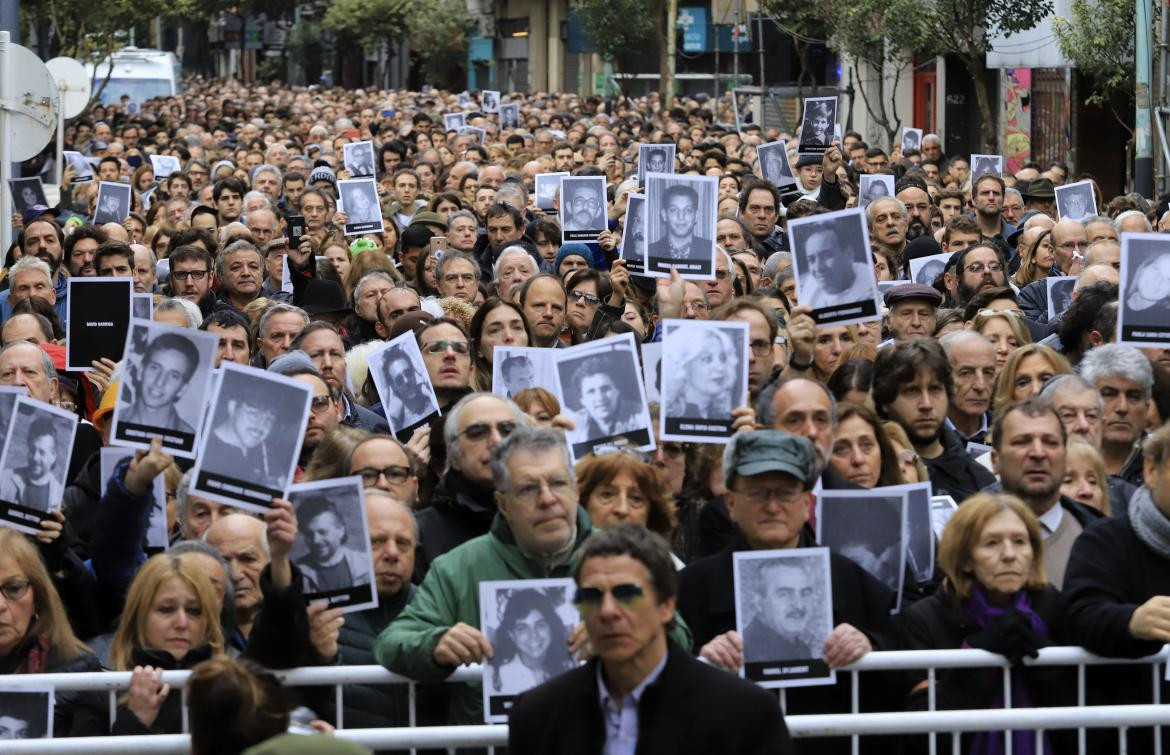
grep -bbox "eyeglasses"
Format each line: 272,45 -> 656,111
509,475 -> 574,503
977,308 -> 1023,318
1056,240 -> 1088,250
964,261 -> 1004,274
682,300 -> 709,314
749,340 -> 772,357
171,270 -> 210,282
310,395 -> 334,413
573,583 -> 645,612
422,340 -> 470,355
714,269 -> 731,280
568,290 -> 601,306
355,465 -> 413,486
897,449 -> 920,466
458,420 -> 517,442
0,578 -> 31,602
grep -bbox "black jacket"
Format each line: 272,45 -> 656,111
923,425 -> 997,503
112,645 -> 214,735
1064,512 -> 1170,752
896,586 -> 1075,753
0,640 -> 108,737
507,644 -> 793,755
676,529 -> 896,754
414,467 -> 498,583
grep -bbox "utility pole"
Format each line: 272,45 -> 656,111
1135,0 -> 1153,195
664,0 -> 677,108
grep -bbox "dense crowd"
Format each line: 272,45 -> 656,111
2,78 -> 1170,754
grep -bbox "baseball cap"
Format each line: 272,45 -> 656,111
722,430 -> 816,489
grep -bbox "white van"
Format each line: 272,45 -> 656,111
85,47 -> 181,105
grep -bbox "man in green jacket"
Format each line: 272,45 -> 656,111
374,425 -> 691,725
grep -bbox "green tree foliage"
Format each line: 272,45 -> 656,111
1053,0 -> 1146,133
324,0 -> 410,53
406,0 -> 476,86
573,0 -> 658,84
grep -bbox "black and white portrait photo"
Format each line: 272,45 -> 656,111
343,141 -> 377,178
970,154 -> 1003,179
858,174 -> 894,208
640,342 -> 662,404
901,127 -> 923,153
190,363 -> 312,512
816,489 -> 907,610
757,140 -> 796,190
65,277 -> 133,371
910,251 -> 950,287
93,181 -> 132,224
620,192 -> 646,275
798,96 -> 837,154
149,154 -> 180,179
660,319 -> 748,442
480,89 -> 501,114
930,495 -> 958,541
288,477 -> 377,612
132,293 -> 153,320
339,178 -> 384,236
0,397 -> 78,535
0,388 -> 26,448
480,578 -> 577,722
644,173 -> 718,279
881,481 -> 934,585
788,208 -> 881,326
637,143 -> 676,187
534,172 -> 567,211
444,112 -> 468,132
0,687 -> 53,740
553,333 -> 654,461
492,346 -> 556,401
110,320 -> 218,457
1046,275 -> 1077,320
368,331 -> 441,434
63,150 -> 93,183
733,548 -> 835,688
1055,179 -> 1097,221
499,102 -> 520,129
8,178 -> 47,214
559,176 -> 607,242
101,447 -> 168,552
1118,232 -> 1170,348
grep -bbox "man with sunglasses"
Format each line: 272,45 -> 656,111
509,524 -> 792,754
677,431 -> 890,754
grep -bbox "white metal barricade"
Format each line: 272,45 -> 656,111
1,646 -> 1167,754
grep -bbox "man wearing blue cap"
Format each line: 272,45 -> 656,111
677,429 -> 894,754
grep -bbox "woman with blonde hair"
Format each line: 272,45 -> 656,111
1009,229 -> 1055,289
992,343 -> 1072,410
970,309 -> 1032,374
0,529 -> 106,736
1061,440 -> 1111,515
513,387 -> 560,426
110,552 -> 226,734
897,493 -> 1072,752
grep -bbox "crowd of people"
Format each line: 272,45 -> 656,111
2,77 -> 1170,754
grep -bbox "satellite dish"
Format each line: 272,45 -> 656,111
3,42 -> 59,161
46,57 -> 91,120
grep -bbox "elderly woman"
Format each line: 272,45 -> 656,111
576,452 -> 677,539
110,552 -> 226,735
0,529 -> 106,736
1061,440 -> 1111,515
513,387 -> 560,427
898,493 -> 1072,753
992,343 -> 1072,409
829,403 -> 905,488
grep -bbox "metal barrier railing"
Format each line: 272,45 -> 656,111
1,645 -> 1166,755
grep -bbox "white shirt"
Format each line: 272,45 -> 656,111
1036,501 -> 1064,537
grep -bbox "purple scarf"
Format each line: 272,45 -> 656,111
964,585 -> 1052,755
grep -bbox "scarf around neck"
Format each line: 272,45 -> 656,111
1129,485 -> 1170,555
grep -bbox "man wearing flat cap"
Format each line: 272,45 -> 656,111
677,430 -> 894,754
884,283 -> 943,342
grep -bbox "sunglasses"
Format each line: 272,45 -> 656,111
568,290 -> 601,306
574,583 -> 646,611
458,420 -> 518,442
355,465 -> 413,486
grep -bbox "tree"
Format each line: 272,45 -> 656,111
819,0 -> 925,150
912,0 -> 1053,151
324,0 -> 409,56
1053,0 -> 1147,136
406,0 -> 476,87
573,0 -> 658,90
758,0 -> 828,97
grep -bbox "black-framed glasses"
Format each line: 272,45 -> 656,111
422,340 -> 470,355
458,420 -> 517,442
355,465 -> 413,486
749,339 -> 772,357
310,395 -> 334,413
0,578 -> 31,602
573,583 -> 645,611
568,290 -> 601,306
171,270 -> 210,282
